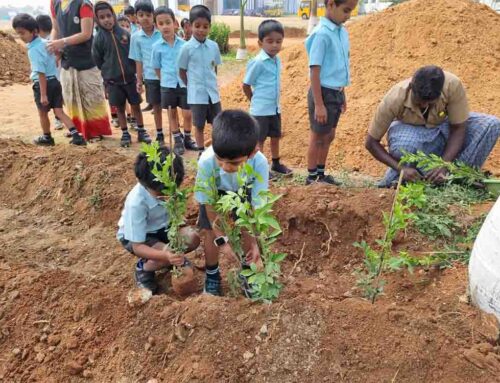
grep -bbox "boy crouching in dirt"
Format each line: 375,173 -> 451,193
195,110 -> 270,296
117,148 -> 200,293
12,14 -> 86,147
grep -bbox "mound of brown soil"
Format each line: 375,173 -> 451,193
221,0 -> 500,176
0,31 -> 30,87
1,139 -> 499,381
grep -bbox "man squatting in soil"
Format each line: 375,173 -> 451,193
366,65 -> 500,187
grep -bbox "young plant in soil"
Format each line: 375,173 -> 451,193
354,176 -> 426,303
400,151 -> 487,186
141,142 -> 194,293
196,163 -> 286,302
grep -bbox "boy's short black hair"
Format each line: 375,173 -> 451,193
35,15 -> 52,33
94,1 -> 114,17
124,5 -> 135,15
258,19 -> 284,41
134,0 -> 154,14
189,5 -> 211,24
117,15 -> 130,25
411,65 -> 445,101
135,147 -> 185,192
12,13 -> 38,33
181,18 -> 190,28
212,110 -> 258,159
154,6 -> 176,23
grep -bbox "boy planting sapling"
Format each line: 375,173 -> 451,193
117,146 -> 200,293
195,110 -> 270,296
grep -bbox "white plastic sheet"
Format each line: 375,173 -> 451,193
469,197 -> 500,322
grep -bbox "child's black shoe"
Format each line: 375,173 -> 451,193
183,135 -> 198,151
135,268 -> 158,293
271,162 -> 293,175
137,129 -> 152,144
69,134 -> 87,146
156,132 -> 165,146
174,134 -> 185,155
203,276 -> 222,296
318,174 -> 341,186
121,131 -> 132,147
33,135 -> 55,146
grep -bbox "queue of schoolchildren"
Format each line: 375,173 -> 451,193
11,0 -> 363,296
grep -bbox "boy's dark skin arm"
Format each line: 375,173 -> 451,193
204,204 -> 260,264
131,243 -> 184,266
310,66 -> 327,124
155,68 -> 161,80
242,83 -> 253,101
179,68 -> 188,86
38,73 -> 49,106
136,61 -> 144,93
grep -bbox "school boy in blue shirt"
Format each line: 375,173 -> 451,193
12,14 -> 86,147
151,7 -> 198,154
305,0 -> 357,186
129,0 -> 164,142
117,147 -> 200,293
243,20 -> 292,176
124,6 -> 139,34
178,5 -> 222,156
195,110 -> 269,296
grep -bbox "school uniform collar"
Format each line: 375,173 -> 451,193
138,28 -> 160,38
160,34 -> 182,46
320,17 -> 343,31
257,49 -> 276,61
27,36 -> 41,48
137,183 -> 162,209
190,36 -> 208,47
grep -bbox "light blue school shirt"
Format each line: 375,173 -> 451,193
129,28 -> 162,81
177,37 -> 222,105
151,35 -> 186,89
116,183 -> 169,243
243,50 -> 281,117
131,23 -> 138,34
305,17 -> 350,89
27,37 -> 58,82
195,146 -> 269,208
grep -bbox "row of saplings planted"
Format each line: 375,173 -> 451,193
143,142 -> 493,303
142,142 -> 286,302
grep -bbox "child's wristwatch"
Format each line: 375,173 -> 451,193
213,236 -> 229,247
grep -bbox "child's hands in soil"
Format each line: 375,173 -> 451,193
164,250 -> 185,267
245,243 -> 261,265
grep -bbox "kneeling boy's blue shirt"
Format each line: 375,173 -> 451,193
117,183 -> 169,242
177,38 -> 222,104
244,50 -> 281,116
129,29 -> 162,81
195,146 -> 269,208
305,17 -> 350,89
151,36 -> 186,89
27,37 -> 58,82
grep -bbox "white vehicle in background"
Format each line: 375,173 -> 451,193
360,0 -> 393,14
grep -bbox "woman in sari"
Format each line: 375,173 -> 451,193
48,0 -> 112,140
